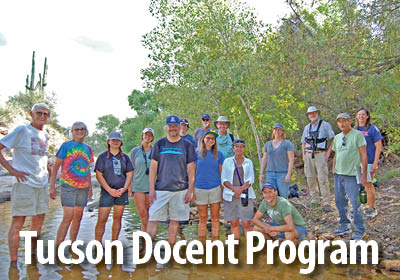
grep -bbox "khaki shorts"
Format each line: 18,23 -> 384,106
194,186 -> 221,205
11,183 -> 49,216
149,190 -> 190,222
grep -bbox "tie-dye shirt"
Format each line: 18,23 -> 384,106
56,140 -> 94,188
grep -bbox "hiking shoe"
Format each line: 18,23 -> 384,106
323,205 -> 332,212
333,226 -> 351,236
351,232 -> 366,241
301,189 -> 308,196
365,208 -> 378,220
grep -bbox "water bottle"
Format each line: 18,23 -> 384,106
241,190 -> 248,207
359,185 -> 367,204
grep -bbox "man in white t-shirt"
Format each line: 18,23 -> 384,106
0,103 -> 50,264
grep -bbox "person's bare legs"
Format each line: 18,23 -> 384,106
69,206 -> 84,243
30,214 -> 45,255
241,220 -> 253,239
168,220 -> 180,246
230,219 -> 241,240
95,207 -> 112,242
197,204 -> 208,238
284,230 -> 299,244
8,216 -> 26,262
364,182 -> 376,209
111,205 -> 125,240
253,225 -> 272,240
146,221 -> 158,239
133,193 -> 150,232
210,203 -> 220,239
56,207 -> 74,245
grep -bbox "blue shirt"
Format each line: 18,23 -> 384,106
217,133 -> 234,159
195,150 -> 224,189
264,140 -> 294,173
95,152 -> 134,189
151,137 -> 197,191
357,125 -> 383,164
181,134 -> 197,148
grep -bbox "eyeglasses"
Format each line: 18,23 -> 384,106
35,111 -> 50,117
204,136 -> 215,141
202,119 -> 210,122
342,136 -> 346,147
73,128 -> 86,132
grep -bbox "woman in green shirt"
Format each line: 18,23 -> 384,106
130,128 -> 154,231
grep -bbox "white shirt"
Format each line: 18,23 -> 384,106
221,156 -> 256,201
0,124 -> 49,187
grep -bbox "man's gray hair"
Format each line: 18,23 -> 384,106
71,121 -> 89,136
31,103 -> 50,113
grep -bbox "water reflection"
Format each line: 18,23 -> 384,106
0,196 -> 384,279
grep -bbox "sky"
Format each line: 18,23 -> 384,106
0,0 -> 290,133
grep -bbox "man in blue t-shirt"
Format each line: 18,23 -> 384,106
147,115 -> 197,247
179,118 -> 197,148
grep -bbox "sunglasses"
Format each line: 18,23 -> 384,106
35,111 -> 50,117
202,118 -> 210,121
342,136 -> 346,147
73,128 -> 86,132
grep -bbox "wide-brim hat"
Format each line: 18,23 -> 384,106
214,116 -> 231,128
305,106 -> 320,116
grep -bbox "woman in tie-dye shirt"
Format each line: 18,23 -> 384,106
49,121 -> 93,245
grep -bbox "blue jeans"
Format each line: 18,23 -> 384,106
267,221 -> 308,240
265,171 -> 289,199
334,174 -> 365,234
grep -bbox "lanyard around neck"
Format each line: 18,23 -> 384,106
233,159 -> 243,186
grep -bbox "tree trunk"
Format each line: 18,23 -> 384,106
208,88 -> 221,115
238,94 -> 262,166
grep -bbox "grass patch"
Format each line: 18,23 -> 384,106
382,169 -> 400,180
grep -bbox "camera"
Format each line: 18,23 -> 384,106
145,167 -> 150,175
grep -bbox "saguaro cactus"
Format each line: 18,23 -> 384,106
25,51 -> 48,94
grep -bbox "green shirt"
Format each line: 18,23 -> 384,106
332,129 -> 366,176
258,196 -> 307,228
130,146 -> 152,192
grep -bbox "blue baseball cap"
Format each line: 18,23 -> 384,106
201,113 -> 210,120
261,182 -> 278,191
166,115 -> 180,125
273,123 -> 284,130
108,131 -> 122,141
180,118 -> 189,127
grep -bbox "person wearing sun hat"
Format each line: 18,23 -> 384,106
146,115 -> 197,247
259,123 -> 295,199
194,113 -> 212,148
194,128 -> 225,240
94,131 -> 134,243
331,112 -> 367,241
253,182 -> 308,242
179,118 -> 197,148
129,127 -> 155,232
221,138 -> 255,240
301,106 -> 336,212
215,116 -> 235,159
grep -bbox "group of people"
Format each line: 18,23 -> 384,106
0,103 -> 383,264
